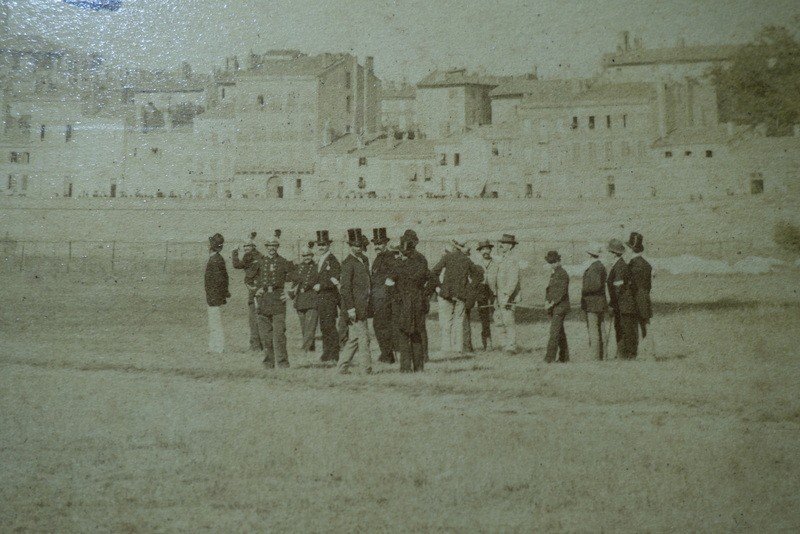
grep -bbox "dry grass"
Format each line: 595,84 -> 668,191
1,272 -> 799,531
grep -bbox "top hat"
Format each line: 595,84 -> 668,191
476,240 -> 494,251
315,230 -> 332,245
346,228 -> 364,246
586,243 -> 603,258
371,227 -> 389,244
545,250 -> 561,264
608,238 -> 625,255
626,232 -> 644,253
209,233 -> 224,249
499,233 -> 518,245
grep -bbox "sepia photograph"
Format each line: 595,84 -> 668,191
1,0 -> 799,531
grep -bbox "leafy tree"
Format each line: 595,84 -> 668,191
712,23 -> 800,136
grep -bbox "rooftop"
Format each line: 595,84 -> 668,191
417,69 -> 512,88
602,44 -> 741,68
319,133 -> 436,160
380,84 -> 416,100
517,80 -> 656,108
239,53 -> 350,78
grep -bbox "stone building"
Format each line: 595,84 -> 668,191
379,82 -> 416,132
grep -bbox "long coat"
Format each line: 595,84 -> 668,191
581,259 -> 608,314
370,249 -> 394,305
204,252 -> 230,307
629,255 -> 653,321
430,250 -> 482,302
340,253 -> 372,321
546,265 -> 571,316
314,253 -> 341,305
388,250 -> 430,335
232,248 -> 263,304
464,264 -> 485,311
607,257 -> 637,315
254,253 -> 295,316
491,252 -> 521,306
292,261 -> 318,312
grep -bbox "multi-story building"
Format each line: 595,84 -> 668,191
379,82 -> 416,132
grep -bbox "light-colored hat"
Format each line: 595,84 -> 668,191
586,243 -> 603,257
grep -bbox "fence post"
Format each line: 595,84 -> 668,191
163,242 -> 169,274
111,241 -> 116,272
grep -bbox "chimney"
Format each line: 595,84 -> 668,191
618,31 -> 630,52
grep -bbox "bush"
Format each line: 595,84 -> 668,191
773,220 -> 800,253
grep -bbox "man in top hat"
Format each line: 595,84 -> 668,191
607,238 -> 638,359
204,233 -> 230,354
475,240 -> 496,350
491,234 -> 521,354
312,230 -> 342,362
544,251 -> 570,363
581,243 -> 609,360
370,227 -> 396,363
430,239 -> 482,356
386,229 -> 430,372
626,232 -> 653,347
338,228 -> 373,374
253,234 -> 296,368
231,231 -> 263,352
291,245 -> 318,353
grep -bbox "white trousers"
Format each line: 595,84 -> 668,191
494,306 -> 516,352
438,297 -> 465,354
207,305 -> 225,353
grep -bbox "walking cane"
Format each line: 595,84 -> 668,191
603,314 -> 614,358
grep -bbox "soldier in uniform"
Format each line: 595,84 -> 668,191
491,234 -> 521,354
231,232 -> 263,352
292,245 -> 318,353
385,229 -> 430,372
204,233 -> 230,354
338,228 -> 373,374
475,240 -> 496,350
544,250 -> 570,363
626,232 -> 653,355
254,235 -> 296,368
607,238 -> 638,359
581,243 -> 609,360
370,227 -> 396,363
312,230 -> 341,362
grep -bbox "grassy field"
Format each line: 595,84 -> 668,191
1,271 -> 799,531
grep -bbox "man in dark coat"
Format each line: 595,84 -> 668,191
254,236 -> 296,368
607,238 -> 638,359
581,243 -> 609,360
544,251 -> 570,363
312,230 -> 341,362
461,244 -> 483,353
370,228 -> 396,363
430,239 -> 482,355
475,240 -> 495,350
626,232 -> 653,340
292,245 -> 318,353
338,228 -> 373,374
231,232 -> 263,352
386,230 -> 429,372
205,233 -> 230,354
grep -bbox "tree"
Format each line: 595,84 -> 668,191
712,23 -> 800,136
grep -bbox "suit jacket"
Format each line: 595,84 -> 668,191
370,249 -> 394,304
546,266 -> 570,316
254,253 -> 295,316
430,250 -> 482,302
477,258 -> 496,304
314,252 -> 341,305
292,261 -> 318,311
629,255 -> 653,321
492,251 -> 521,306
204,252 -> 230,307
232,248 -> 262,304
388,250 -> 430,335
340,253 -> 372,321
581,260 -> 608,314
607,257 -> 637,316
463,264 -> 485,310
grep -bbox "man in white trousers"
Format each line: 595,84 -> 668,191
204,233 -> 230,353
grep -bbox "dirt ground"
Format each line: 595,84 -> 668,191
1,271 -> 799,531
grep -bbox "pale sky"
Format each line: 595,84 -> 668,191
5,0 -> 799,82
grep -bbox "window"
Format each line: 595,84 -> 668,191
40,125 -> 45,140
358,177 -> 366,189
439,153 -> 447,166
9,152 -> 18,163
622,114 -> 628,128
607,183 -> 616,198
257,95 -> 264,106
221,88 -> 225,99
491,144 -> 499,156
423,165 -> 432,182
685,150 -> 692,157
277,186 -> 285,198
411,173 -> 418,182
589,116 -> 595,129
705,150 -> 713,158
664,151 -> 672,158
110,184 -> 117,198
346,95 -> 352,112
525,184 -> 533,198
606,115 -> 611,128
65,124 -> 73,142
296,178 -> 302,189
453,153 -> 460,166
358,157 -> 367,166
151,147 -> 159,155
7,175 -> 13,189
751,179 -> 764,195
21,175 -> 28,191
571,116 -> 578,130
345,71 -> 351,90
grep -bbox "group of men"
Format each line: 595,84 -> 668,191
203,227 -> 653,373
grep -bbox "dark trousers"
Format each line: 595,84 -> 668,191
421,319 -> 429,362
615,313 -> 639,359
317,298 -> 340,361
463,308 -> 474,352
257,312 -> 288,367
372,298 -> 395,361
397,330 -> 425,372
545,312 -> 569,363
478,304 -> 493,347
297,308 -> 317,351
248,302 -> 263,351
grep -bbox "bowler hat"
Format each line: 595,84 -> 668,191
315,230 -> 332,245
452,239 -> 466,250
301,248 -> 314,257
586,243 -> 603,258
626,232 -> 644,253
545,250 -> 561,264
401,229 -> 419,245
476,240 -> 494,251
346,228 -> 364,246
608,238 -> 625,255
499,233 -> 518,245
371,227 -> 389,244
209,233 -> 224,249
